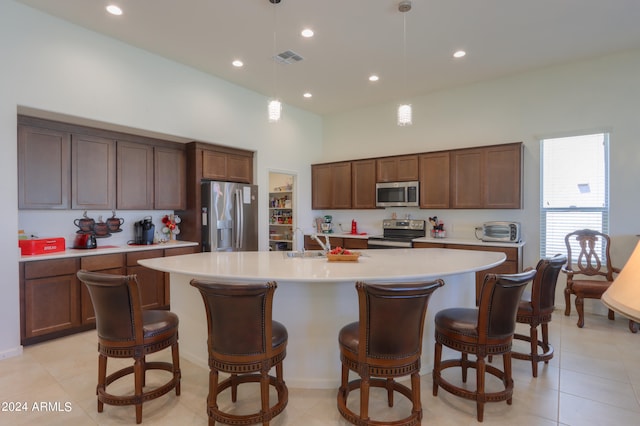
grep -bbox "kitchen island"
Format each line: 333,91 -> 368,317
138,248 -> 505,388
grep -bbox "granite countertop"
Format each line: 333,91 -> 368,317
19,240 -> 199,262
312,233 -> 525,247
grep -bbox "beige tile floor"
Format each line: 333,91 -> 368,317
1,311 -> 639,425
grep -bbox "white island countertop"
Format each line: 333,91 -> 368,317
138,248 -> 506,389
138,248 -> 506,284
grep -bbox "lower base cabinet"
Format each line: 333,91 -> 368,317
303,235 -> 368,251
20,245 -> 199,345
413,242 -> 522,304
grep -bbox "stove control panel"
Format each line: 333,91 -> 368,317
382,219 -> 426,230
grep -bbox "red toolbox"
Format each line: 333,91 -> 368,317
19,237 -> 66,255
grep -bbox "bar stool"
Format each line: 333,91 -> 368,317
432,270 -> 536,422
337,279 -> 444,426
512,254 -> 566,377
76,270 -> 181,424
190,279 -> 288,426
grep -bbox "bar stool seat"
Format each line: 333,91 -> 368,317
337,279 -> 444,426
432,270 -> 536,422
190,279 -> 288,426
76,270 -> 181,424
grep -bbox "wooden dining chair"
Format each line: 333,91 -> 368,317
563,229 -> 620,328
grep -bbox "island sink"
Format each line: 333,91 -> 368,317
284,250 -> 326,258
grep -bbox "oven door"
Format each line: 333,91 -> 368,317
367,238 -> 413,249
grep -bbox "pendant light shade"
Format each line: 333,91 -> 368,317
398,1 -> 412,126
397,103 -> 412,126
268,99 -> 282,122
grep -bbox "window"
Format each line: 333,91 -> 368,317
540,132 -> 609,258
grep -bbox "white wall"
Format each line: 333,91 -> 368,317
0,3 -> 323,358
322,49 -> 640,317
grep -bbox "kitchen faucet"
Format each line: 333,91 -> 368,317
311,233 -> 332,253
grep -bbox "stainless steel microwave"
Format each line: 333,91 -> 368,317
375,181 -> 419,207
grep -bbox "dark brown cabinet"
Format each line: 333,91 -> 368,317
72,134 -> 116,210
154,146 -> 186,210
21,258 -> 80,343
311,162 -> 352,209
376,155 -> 419,182
18,125 -> 71,209
126,250 -> 166,310
79,253 -> 125,324
450,143 -> 522,209
351,159 -> 377,209
202,150 -> 252,183
413,242 -> 522,304
303,235 -> 368,250
117,141 -> 154,209
419,152 -> 450,209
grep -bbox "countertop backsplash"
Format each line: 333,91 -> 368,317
18,210 -> 176,247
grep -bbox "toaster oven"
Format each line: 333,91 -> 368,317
477,222 -> 521,243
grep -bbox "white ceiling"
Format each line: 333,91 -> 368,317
16,0 -> 640,116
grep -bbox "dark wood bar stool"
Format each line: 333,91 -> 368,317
76,270 -> 181,424
512,254 -> 566,377
190,280 -> 288,426
563,229 -> 621,329
337,279 -> 445,426
432,270 -> 536,422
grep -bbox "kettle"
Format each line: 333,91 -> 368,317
73,232 -> 97,249
134,216 -> 155,245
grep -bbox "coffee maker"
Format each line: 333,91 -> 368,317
134,216 -> 155,245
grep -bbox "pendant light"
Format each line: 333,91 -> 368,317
397,0 -> 412,126
268,0 -> 282,123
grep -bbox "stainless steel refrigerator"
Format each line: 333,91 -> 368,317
201,181 -> 259,252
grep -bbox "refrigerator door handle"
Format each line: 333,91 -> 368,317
235,189 -> 244,248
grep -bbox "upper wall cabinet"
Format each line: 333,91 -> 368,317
18,125 -> 71,209
450,142 -> 522,209
116,141 -> 154,210
72,134 -> 116,210
312,162 -> 352,209
202,150 -> 252,183
154,146 -> 186,210
376,154 -> 419,182
419,151 -> 450,209
351,159 -> 377,209
18,116 -> 187,211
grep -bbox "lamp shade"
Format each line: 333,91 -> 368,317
268,99 -> 281,122
397,104 -> 412,126
602,241 -> 640,322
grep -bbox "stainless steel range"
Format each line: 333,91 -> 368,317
367,219 -> 426,249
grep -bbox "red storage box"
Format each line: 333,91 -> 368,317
19,237 -> 66,255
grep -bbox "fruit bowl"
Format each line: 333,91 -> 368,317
326,248 -> 361,262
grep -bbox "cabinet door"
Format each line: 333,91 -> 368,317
351,159 -> 377,209
376,155 -> 419,182
343,238 -> 368,249
18,125 -> 71,209
127,249 -> 166,309
155,146 -> 186,210
23,274 -> 80,339
331,162 -> 352,209
117,141 -> 154,209
312,164 -> 333,209
483,143 -> 522,209
72,134 -> 116,209
227,154 -> 252,183
202,150 -> 227,180
80,253 -> 126,324
450,148 -> 484,208
419,152 -> 450,209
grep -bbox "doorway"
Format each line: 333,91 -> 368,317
268,171 -> 297,251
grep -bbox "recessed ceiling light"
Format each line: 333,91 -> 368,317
453,50 -> 466,58
301,28 -> 314,38
369,75 -> 379,82
106,5 -> 123,16
232,60 -> 244,68
303,92 -> 312,98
